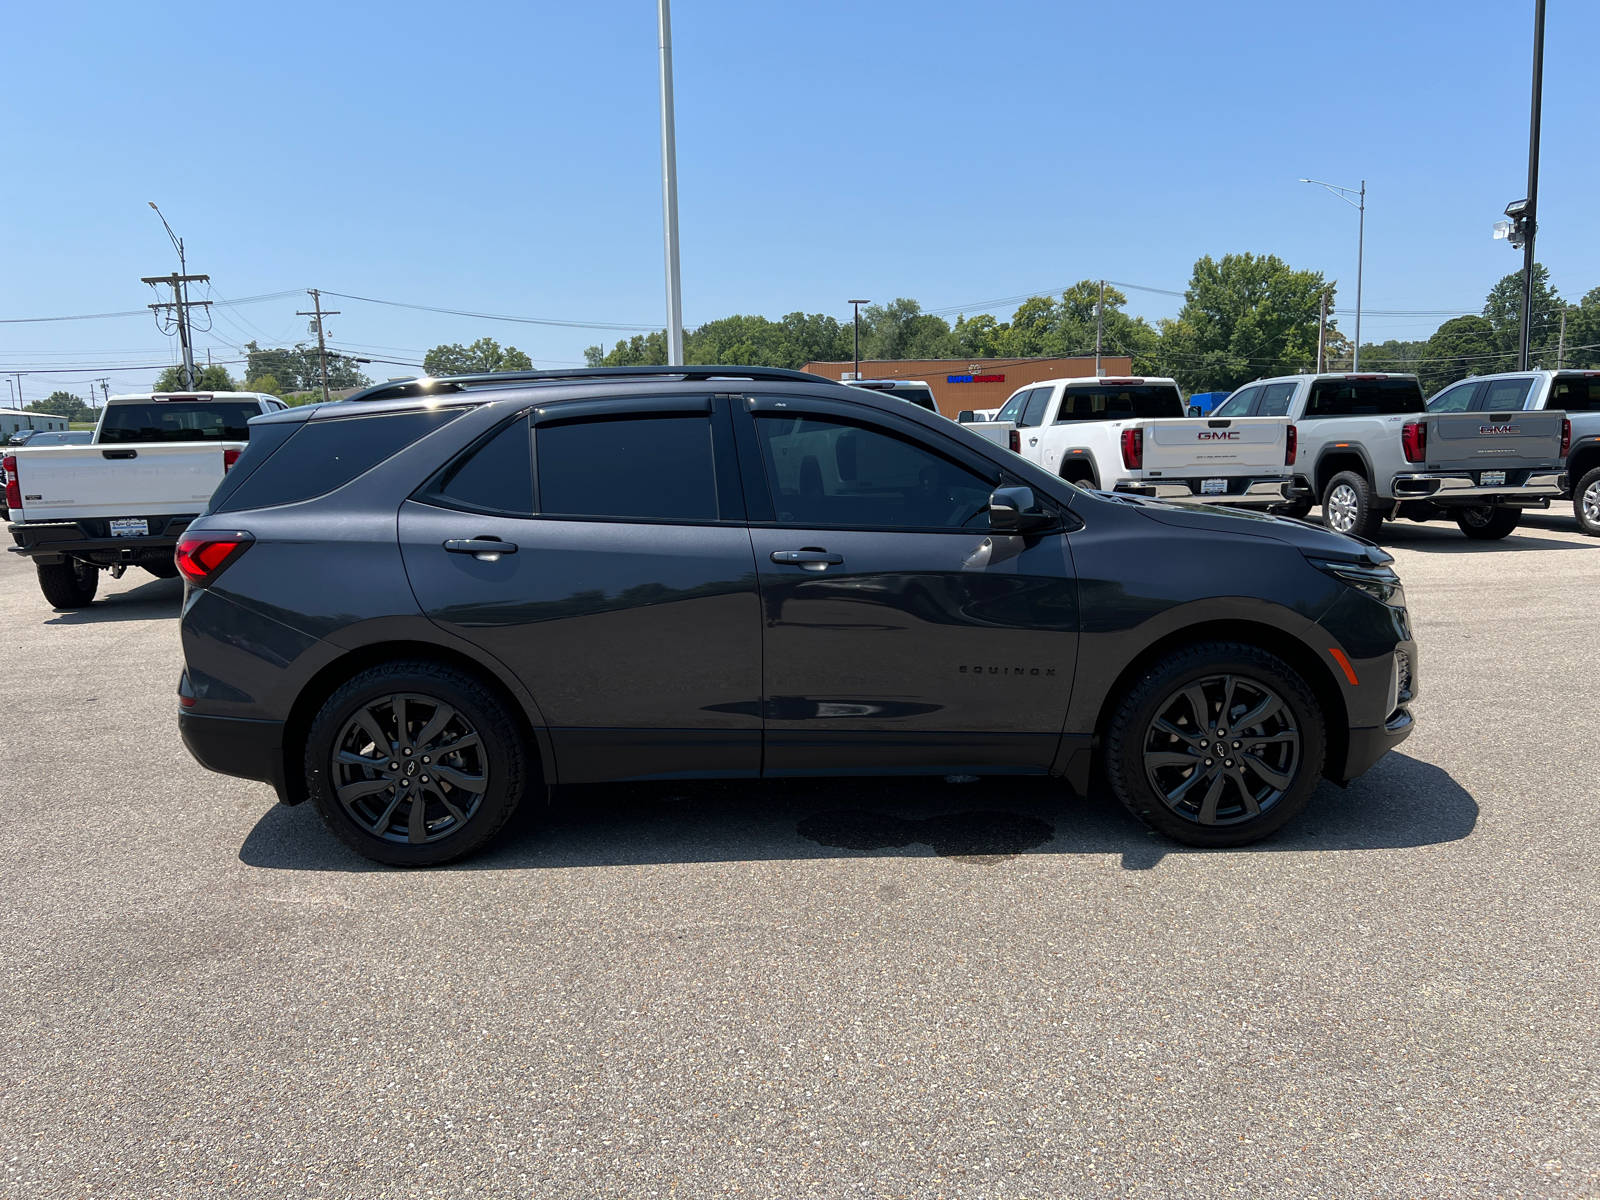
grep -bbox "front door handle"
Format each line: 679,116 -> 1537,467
444,537 -> 518,562
771,549 -> 843,572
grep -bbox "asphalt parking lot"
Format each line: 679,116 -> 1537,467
2,512 -> 1597,1199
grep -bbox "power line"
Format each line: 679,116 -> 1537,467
320,290 -> 658,332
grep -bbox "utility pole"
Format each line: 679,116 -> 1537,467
657,0 -> 684,367
296,289 -> 341,403
1094,280 -> 1105,377
1316,289 -> 1330,373
1518,0 -> 1547,371
1301,178 -> 1365,370
145,203 -> 209,389
849,300 -> 871,380
1557,306 -> 1575,369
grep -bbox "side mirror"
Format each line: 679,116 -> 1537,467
957,410 -> 976,423
988,486 -> 1055,533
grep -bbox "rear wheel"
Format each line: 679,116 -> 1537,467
1321,471 -> 1385,540
1104,642 -> 1327,848
1573,466 -> 1600,537
36,558 -> 99,609
1455,505 -> 1520,540
305,660 -> 529,866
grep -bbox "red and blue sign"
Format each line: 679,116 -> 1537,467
946,374 -> 1006,384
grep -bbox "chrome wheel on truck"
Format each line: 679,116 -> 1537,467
1576,467 -> 1600,537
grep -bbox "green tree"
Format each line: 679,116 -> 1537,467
1559,286 -> 1600,370
27,391 -> 90,420
423,337 -> 534,376
1418,315 -> 1498,395
1152,254 -> 1330,392
1483,263 -> 1561,370
245,373 -> 284,398
585,331 -> 668,367
1356,339 -> 1429,374
855,298 -> 958,361
153,364 -> 240,392
244,341 -> 370,392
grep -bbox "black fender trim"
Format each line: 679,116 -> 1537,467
180,711 -> 288,801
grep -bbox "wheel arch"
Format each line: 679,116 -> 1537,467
1089,619 -> 1349,786
278,639 -> 553,806
1314,446 -> 1373,498
1058,453 -> 1100,489
1565,437 -> 1600,492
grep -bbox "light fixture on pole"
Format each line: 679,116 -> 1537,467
849,300 -> 871,380
1300,178 -> 1366,371
657,0 -> 684,368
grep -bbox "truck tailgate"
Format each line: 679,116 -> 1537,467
1142,417 -> 1290,473
1425,410 -> 1567,470
12,444 -> 225,522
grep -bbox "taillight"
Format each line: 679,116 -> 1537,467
1285,424 -> 1298,465
1561,418 -> 1571,458
1120,427 -> 1143,469
3,455 -> 18,511
174,533 -> 253,586
1401,422 -> 1426,463
1008,429 -> 1020,453
223,448 -> 242,472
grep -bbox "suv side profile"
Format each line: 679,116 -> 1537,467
176,366 -> 1417,866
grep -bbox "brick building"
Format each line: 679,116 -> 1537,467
800,355 -> 1133,419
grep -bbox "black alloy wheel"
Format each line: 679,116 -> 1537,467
1105,642 -> 1327,847
36,557 -> 99,609
305,660 -> 528,866
1573,466 -> 1600,537
1454,505 -> 1520,540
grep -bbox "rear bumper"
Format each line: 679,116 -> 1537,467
1114,477 -> 1292,508
179,711 -> 288,802
8,515 -> 197,562
1391,471 -> 1566,506
1341,706 -> 1414,782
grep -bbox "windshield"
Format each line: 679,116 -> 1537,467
98,401 -> 260,443
1056,384 -> 1184,421
1305,377 -> 1424,417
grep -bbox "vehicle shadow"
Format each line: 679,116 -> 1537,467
1308,511 -> 1593,552
238,751 -> 1477,875
42,575 -> 182,623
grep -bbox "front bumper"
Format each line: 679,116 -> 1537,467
179,710 -> 288,802
1391,471 -> 1566,507
1113,477 -> 1291,508
1342,706 -> 1414,781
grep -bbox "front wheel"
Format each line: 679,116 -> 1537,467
1455,506 -> 1520,540
1573,466 -> 1600,537
36,558 -> 99,609
1104,642 -> 1327,848
305,660 -> 530,866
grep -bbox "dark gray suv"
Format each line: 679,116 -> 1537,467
176,366 -> 1417,865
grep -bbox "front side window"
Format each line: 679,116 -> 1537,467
1057,384 -> 1185,421
1474,377 -> 1535,411
754,414 -> 992,530
1019,389 -> 1053,427
536,414 -> 717,522
1304,378 -> 1425,417
1427,382 -> 1478,413
1211,387 -> 1259,418
995,390 -> 1032,423
99,401 -> 262,443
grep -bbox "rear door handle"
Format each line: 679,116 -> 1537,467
444,538 -> 518,561
771,549 -> 843,571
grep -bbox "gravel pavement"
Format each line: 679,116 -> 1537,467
2,511 -> 1596,1198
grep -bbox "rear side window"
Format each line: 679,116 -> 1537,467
1305,377 -> 1424,417
99,401 -> 261,443
431,416 -> 534,515
536,414 -> 717,522
1550,376 -> 1600,411
1473,378 -> 1534,411
217,409 -> 462,512
1056,384 -> 1184,421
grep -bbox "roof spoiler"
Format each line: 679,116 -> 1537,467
341,365 -> 836,404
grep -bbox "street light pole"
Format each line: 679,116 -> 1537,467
657,0 -> 684,367
1300,178 -> 1366,371
849,300 -> 870,380
1519,0 -> 1547,371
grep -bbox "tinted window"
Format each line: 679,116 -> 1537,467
754,414 -> 992,530
434,416 -> 534,514
996,390 -> 1030,423
1256,383 -> 1296,416
218,409 -> 462,512
1211,387 -> 1259,418
1019,389 -> 1052,427
99,401 -> 261,443
537,415 -> 717,521
1474,377 -> 1535,411
1056,384 -> 1184,421
1549,376 -> 1600,412
1304,378 -> 1425,417
1427,382 -> 1478,413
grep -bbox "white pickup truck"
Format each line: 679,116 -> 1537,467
964,376 -> 1294,509
1425,369 -> 1600,536
5,391 -> 287,607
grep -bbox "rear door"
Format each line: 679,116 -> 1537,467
399,396 -> 763,782
737,396 -> 1078,776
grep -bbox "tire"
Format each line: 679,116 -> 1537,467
1321,470 -> 1385,540
143,559 -> 180,579
304,660 -> 530,866
36,558 -> 99,609
1455,505 -> 1520,540
1276,500 -> 1313,520
1104,641 -> 1327,848
1573,466 -> 1600,537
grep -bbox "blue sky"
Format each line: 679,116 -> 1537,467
2,0 -> 1596,401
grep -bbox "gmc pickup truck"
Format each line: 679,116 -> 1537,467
1426,369 -> 1600,536
6,391 -> 287,607
965,376 -> 1294,509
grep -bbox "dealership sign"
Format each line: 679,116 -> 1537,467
946,374 -> 1006,383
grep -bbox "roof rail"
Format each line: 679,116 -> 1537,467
340,364 -> 834,404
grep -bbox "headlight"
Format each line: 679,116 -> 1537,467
1306,556 -> 1406,607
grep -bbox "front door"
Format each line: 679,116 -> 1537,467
399,397 -> 762,782
736,398 -> 1079,775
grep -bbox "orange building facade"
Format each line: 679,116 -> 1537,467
800,355 -> 1134,419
